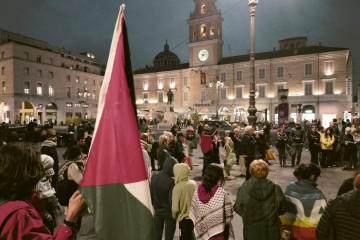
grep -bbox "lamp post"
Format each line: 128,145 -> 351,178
247,0 -> 258,128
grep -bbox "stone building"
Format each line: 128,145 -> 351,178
0,28 -> 104,124
133,0 -> 353,128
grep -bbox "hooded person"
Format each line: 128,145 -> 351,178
172,163 -> 197,240
150,156 -> 178,240
40,128 -> 59,188
234,160 -> 286,240
317,173 -> 360,240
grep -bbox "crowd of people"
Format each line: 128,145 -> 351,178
1,117 -> 360,240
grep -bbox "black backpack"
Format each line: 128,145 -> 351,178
56,168 -> 79,206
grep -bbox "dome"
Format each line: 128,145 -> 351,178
153,41 -> 180,67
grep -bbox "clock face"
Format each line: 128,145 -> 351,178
198,49 -> 209,62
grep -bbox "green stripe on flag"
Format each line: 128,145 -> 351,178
80,183 -> 155,240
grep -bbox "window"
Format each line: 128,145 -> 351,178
183,92 -> 188,101
74,103 -> 81,107
346,78 -> 351,95
1,51 -> 4,59
92,90 -> 96,100
210,28 -> 214,36
324,61 -> 334,76
201,5 -> 206,14
276,84 -> 284,95
305,63 -> 312,76
93,80 -> 96,86
1,67 -> 5,75
48,71 -> 54,79
36,70 -> 42,78
158,79 -> 163,89
259,68 -> 265,79
24,67 -> 29,76
304,82 -> 313,96
236,87 -> 243,99
24,81 -> 30,94
201,90 -> 206,101
220,89 -> 227,100
158,91 -> 164,102
183,77 -> 188,87
220,72 -> 226,82
192,31 -> 196,38
84,79 -> 88,85
36,83 -> 43,95
143,79 -> 148,90
170,77 -> 175,88
277,66 -> 284,78
49,84 -> 54,96
75,77 -> 79,83
67,87 -> 71,98
143,92 -> 149,102
49,58 -> 53,64
1,81 -> 5,94
66,75 -> 71,82
258,86 -> 266,98
66,102 -> 73,107
77,88 -> 81,99
36,55 -> 41,62
325,81 -> 334,94
236,71 -> 242,83
200,24 -> 206,37
23,52 -> 29,60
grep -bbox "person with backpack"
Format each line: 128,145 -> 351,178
57,145 -> 86,232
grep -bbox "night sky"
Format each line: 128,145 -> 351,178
0,0 -> 359,91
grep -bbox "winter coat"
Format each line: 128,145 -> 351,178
156,145 -> 171,170
234,178 -> 286,240
41,140 -> 59,187
317,189 -> 360,240
290,127 -> 305,143
172,163 -> 197,222
241,132 -> 257,158
308,131 -> 321,151
320,134 -> 335,150
275,132 -> 287,149
140,139 -> 152,181
0,196 -> 76,239
339,133 -> 357,152
150,156 -> 177,212
281,179 -> 327,240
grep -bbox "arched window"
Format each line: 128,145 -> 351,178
200,24 -> 206,37
201,5 -> 206,14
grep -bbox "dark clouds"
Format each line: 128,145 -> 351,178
0,0 -> 359,82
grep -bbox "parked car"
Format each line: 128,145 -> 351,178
4,126 -> 27,142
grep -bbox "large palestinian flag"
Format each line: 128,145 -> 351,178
79,5 -> 155,240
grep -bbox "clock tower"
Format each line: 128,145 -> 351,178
188,0 -> 223,67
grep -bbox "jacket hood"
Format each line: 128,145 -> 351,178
246,178 -> 275,201
198,183 -> 219,204
162,156 -> 177,177
343,189 -> 360,218
140,139 -> 148,150
41,140 -> 57,147
173,163 -> 190,184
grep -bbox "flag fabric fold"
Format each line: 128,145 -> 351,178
79,5 -> 155,239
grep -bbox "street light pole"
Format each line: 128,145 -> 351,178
247,0 -> 258,128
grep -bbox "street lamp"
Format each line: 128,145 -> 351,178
247,0 -> 258,127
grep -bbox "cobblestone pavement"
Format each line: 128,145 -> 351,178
55,129 -> 355,240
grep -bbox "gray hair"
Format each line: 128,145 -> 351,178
163,131 -> 173,139
159,135 -> 169,146
245,126 -> 253,132
345,127 -> 351,132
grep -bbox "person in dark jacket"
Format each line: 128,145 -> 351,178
157,135 -> 171,170
308,126 -> 321,165
275,128 -> 287,167
341,118 -> 352,133
234,160 -> 286,240
337,169 -> 360,196
317,173 -> 360,240
241,126 -> 259,180
173,132 -> 186,163
340,127 -> 358,170
290,122 -> 305,166
150,156 -> 178,240
40,128 -> 59,188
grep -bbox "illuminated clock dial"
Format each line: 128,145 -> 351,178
198,49 -> 209,62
